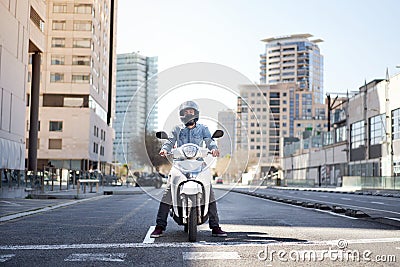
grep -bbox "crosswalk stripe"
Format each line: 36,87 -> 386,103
183,252 -> 241,260
1,237 -> 400,250
64,253 -> 126,262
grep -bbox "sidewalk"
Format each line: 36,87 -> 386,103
0,185 -> 146,222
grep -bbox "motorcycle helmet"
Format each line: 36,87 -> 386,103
179,101 -> 199,126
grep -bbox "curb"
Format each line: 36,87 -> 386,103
216,188 -> 400,228
268,187 -> 400,198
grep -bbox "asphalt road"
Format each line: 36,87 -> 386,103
0,187 -> 399,266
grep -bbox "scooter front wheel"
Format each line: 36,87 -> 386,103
188,206 -> 197,242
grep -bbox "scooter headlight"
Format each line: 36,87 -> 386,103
181,145 -> 198,158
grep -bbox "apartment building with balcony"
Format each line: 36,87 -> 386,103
1,0 -> 46,171
260,33 -> 324,103
25,0 -> 117,174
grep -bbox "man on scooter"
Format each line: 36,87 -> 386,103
150,100 -> 227,238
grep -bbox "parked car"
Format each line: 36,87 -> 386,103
135,172 -> 163,188
104,175 -> 122,186
216,177 -> 223,184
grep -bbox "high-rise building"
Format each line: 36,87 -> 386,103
25,0 -> 117,173
217,109 -> 236,157
260,33 -> 324,103
1,0 -> 46,171
114,52 -> 158,167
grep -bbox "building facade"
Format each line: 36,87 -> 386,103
260,33 -> 324,103
236,82 -> 327,177
114,52 -> 158,168
25,0 -> 117,174
217,109 -> 236,157
1,0 -> 46,171
282,72 -> 400,188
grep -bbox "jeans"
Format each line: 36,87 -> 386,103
156,184 -> 220,229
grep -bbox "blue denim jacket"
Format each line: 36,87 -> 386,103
161,123 -> 218,152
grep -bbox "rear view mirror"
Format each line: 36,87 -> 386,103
156,131 -> 169,139
211,130 -> 224,139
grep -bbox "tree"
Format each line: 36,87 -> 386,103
215,149 -> 257,183
131,131 -> 170,172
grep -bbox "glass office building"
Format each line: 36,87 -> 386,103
114,52 -> 158,167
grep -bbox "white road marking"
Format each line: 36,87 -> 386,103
64,253 -> 126,262
1,238 -> 400,250
247,234 -> 270,238
0,254 -> 15,262
253,193 -> 400,216
340,198 -> 351,200
0,195 -> 109,223
371,201 -> 385,205
384,217 -> 400,222
143,226 -> 156,243
183,252 -> 241,260
0,201 -> 21,206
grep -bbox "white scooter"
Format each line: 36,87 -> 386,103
156,130 -> 223,242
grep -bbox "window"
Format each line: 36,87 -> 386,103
74,4 -> 92,14
64,97 -> 84,107
72,74 -> 90,83
73,21 -> 92,31
93,142 -> 98,153
51,37 -> 65,48
52,20 -> 66,30
53,4 -> 67,13
50,73 -> 64,83
73,38 -> 91,48
270,107 -> 280,114
269,100 -> 280,106
270,92 -> 280,98
49,121 -> 63,132
335,125 -> 346,143
370,114 -> 386,145
49,139 -> 62,149
72,55 -> 90,66
351,120 -> 365,149
392,108 -> 400,140
51,55 -> 65,65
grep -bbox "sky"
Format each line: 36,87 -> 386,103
116,0 -> 399,128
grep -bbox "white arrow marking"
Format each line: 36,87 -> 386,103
143,226 -> 156,243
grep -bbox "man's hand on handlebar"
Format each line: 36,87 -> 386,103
211,149 -> 220,157
159,149 -> 168,157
